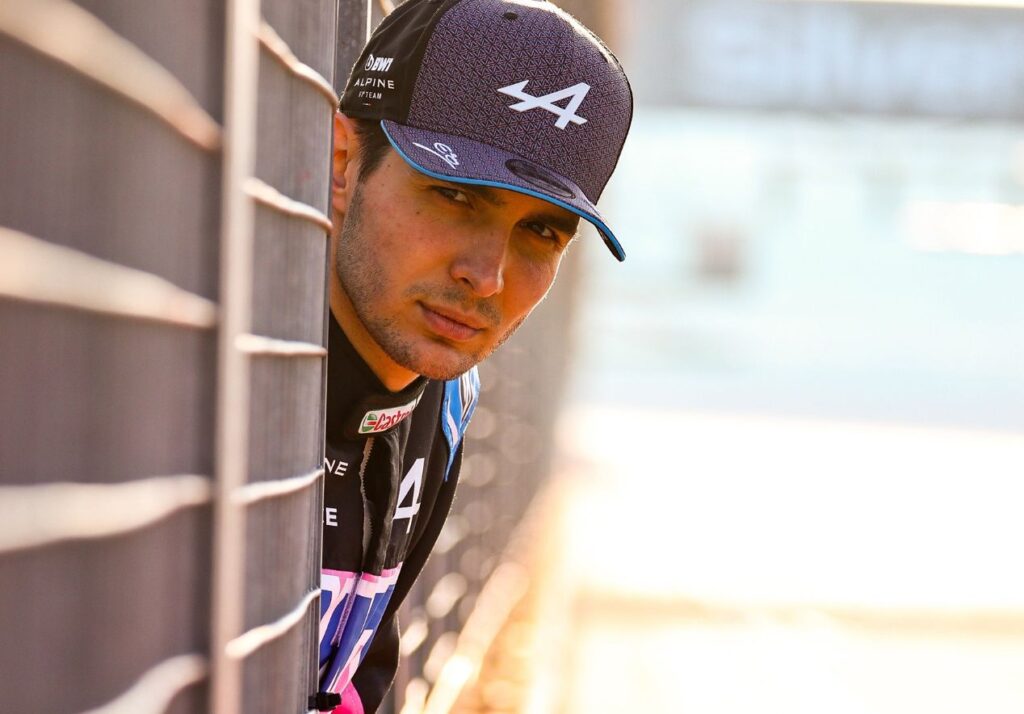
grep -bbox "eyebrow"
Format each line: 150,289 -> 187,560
445,181 -> 582,236
534,210 -> 581,236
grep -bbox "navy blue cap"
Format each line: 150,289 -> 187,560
340,0 -> 633,261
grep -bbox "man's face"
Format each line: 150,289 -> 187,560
333,148 -> 579,383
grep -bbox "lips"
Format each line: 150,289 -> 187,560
419,303 -> 487,342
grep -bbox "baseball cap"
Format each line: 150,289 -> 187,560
339,0 -> 633,261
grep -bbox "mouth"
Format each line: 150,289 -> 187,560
419,302 -> 487,342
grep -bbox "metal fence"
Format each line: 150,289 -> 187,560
0,1 -> 583,712
0,1 -> 353,711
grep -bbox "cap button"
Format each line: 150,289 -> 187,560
503,11 -> 518,19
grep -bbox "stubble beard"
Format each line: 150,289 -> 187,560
334,183 -> 526,381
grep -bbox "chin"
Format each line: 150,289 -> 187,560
366,317 -> 511,381
401,321 -> 523,380
404,343 -> 485,381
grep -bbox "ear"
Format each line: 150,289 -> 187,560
331,111 -> 361,216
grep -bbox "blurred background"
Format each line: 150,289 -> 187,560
494,1 -> 1024,713
1,1 -> 1022,713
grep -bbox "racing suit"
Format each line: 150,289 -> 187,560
313,314 -> 478,713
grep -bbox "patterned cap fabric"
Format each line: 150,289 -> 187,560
340,0 -> 633,260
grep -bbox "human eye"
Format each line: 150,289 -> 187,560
432,185 -> 470,205
523,220 -> 562,244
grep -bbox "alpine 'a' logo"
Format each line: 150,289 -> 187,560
497,80 -> 591,129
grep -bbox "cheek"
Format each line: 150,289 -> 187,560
364,194 -> 450,258
504,256 -> 561,320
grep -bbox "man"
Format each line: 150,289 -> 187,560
313,1 -> 632,711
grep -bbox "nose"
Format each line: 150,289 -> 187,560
449,227 -> 508,298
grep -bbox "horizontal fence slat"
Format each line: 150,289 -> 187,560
226,588 -> 320,660
0,0 -> 221,150
258,20 -> 339,107
77,654 -> 208,714
246,178 -> 333,232
235,333 -> 327,357
0,475 -> 211,553
233,468 -> 324,505
0,227 -> 218,328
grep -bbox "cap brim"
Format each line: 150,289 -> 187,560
380,120 -> 625,261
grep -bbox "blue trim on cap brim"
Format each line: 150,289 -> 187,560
380,122 -> 626,262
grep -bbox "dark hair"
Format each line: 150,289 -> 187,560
351,118 -> 392,182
